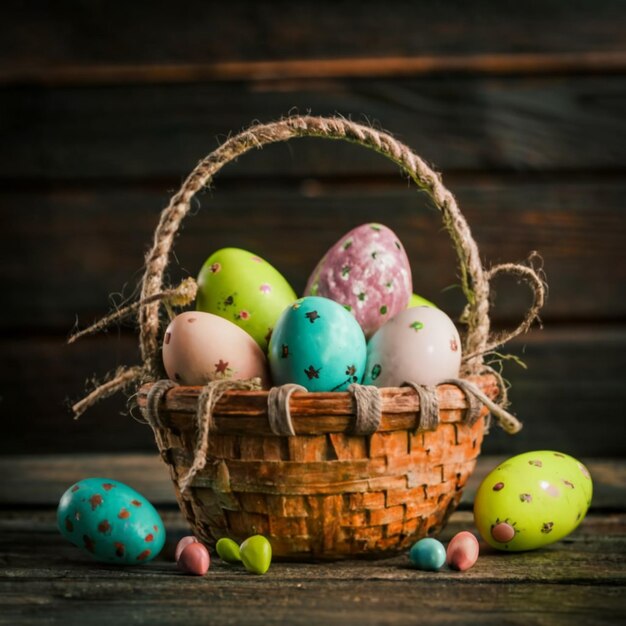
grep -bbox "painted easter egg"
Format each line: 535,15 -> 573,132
363,306 -> 461,387
304,223 -> 412,338
57,478 -> 165,564
196,247 -> 297,351
162,311 -> 270,387
268,296 -> 367,392
473,451 -> 593,551
408,293 -> 436,308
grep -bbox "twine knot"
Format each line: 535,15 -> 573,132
348,384 -> 383,435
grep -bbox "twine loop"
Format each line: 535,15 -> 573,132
267,384 -> 307,436
440,379 -> 483,426
403,378 -> 522,435
348,384 -> 383,435
402,382 -> 440,432
144,379 -> 178,429
146,378 -> 262,493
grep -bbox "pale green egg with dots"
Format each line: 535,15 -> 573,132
408,293 -> 437,309
473,451 -> 593,551
196,248 -> 297,352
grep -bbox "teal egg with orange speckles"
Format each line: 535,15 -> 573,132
57,478 -> 165,564
473,451 -> 593,551
268,296 -> 367,391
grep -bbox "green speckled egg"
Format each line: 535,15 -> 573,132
196,248 -> 297,351
57,478 -> 165,564
408,293 -> 436,308
473,451 -> 593,551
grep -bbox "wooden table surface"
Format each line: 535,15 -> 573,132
1,454 -> 624,625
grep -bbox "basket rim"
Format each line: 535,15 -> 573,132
137,373 -> 498,436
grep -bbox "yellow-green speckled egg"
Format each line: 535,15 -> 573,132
196,248 -> 297,352
473,451 -> 592,551
407,293 -> 436,309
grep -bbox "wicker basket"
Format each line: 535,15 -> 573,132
74,116 -> 544,560
137,375 -> 498,560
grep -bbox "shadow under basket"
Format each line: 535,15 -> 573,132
138,374 -> 499,560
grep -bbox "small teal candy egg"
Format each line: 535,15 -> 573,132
268,296 -> 367,392
409,538 -> 447,571
57,478 -> 165,565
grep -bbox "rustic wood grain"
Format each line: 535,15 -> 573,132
2,0 -> 624,472
0,506 -> 624,625
2,0 -> 625,70
3,178 -> 625,329
5,52 -> 626,86
2,76 -> 625,181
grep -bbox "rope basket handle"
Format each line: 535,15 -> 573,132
70,115 -> 545,418
140,115 -> 543,377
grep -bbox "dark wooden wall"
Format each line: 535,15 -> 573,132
2,1 -> 625,457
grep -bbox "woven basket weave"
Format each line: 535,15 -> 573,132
122,116 -> 542,560
138,376 -> 497,559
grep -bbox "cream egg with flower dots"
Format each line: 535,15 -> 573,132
363,306 -> 462,387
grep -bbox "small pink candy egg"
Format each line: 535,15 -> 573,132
178,542 -> 210,576
446,531 -> 479,571
174,535 -> 198,562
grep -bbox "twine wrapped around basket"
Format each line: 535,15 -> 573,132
70,115 -> 545,560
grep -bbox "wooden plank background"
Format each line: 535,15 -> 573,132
1,1 -> 625,458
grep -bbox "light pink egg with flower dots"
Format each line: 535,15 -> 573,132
363,306 -> 462,387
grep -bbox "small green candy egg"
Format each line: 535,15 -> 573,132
216,537 -> 241,563
240,535 -> 272,575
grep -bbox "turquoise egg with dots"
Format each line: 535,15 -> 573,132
57,478 -> 165,565
268,296 -> 367,392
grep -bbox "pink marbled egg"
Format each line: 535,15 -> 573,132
304,223 -> 412,337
